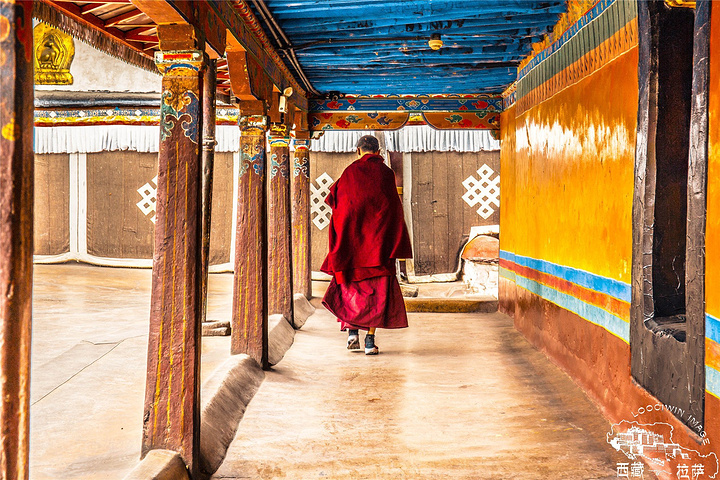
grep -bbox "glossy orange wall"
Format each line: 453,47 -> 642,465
499,106 -> 516,316
500,1 -> 720,461
513,48 -> 637,286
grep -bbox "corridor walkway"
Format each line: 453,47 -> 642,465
214,308 -> 622,480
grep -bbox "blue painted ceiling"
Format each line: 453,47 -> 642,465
248,0 -> 568,96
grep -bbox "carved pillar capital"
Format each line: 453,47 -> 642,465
239,115 -> 269,136
269,123 -> 290,144
154,50 -> 206,76
292,138 -> 310,152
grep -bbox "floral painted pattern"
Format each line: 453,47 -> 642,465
270,153 -> 289,179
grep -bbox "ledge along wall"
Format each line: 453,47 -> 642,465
499,0 -> 719,459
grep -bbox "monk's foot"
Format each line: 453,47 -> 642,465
347,330 -> 361,350
365,334 -> 379,355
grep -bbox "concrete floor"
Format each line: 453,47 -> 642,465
214,309 -> 623,480
30,264 -> 625,480
30,264 -> 233,480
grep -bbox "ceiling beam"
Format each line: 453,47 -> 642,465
105,10 -> 146,27
80,3 -> 108,15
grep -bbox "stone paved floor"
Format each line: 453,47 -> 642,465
30,264 -> 233,480
30,264 -> 627,480
213,308 -> 626,480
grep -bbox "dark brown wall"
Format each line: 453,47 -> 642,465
34,154 -> 70,255
86,151 -> 156,258
410,151 -> 500,275
208,152 -> 234,265
630,0 -> 705,428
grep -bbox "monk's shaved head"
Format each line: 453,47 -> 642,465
356,135 -> 380,153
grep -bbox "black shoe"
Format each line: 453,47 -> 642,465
365,334 -> 379,355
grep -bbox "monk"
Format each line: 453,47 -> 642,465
321,135 -> 413,355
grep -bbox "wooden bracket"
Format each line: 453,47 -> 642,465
156,23 -> 202,51
237,100 -> 267,117
226,49 -> 274,105
269,91 -> 282,124
293,110 -> 309,133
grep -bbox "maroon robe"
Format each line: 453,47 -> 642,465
321,153 -> 412,331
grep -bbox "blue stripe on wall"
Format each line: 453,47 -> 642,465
707,313 -> 720,345
500,250 -> 631,303
515,274 -> 630,343
706,365 -> 720,399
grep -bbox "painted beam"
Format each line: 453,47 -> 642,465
129,0 -> 184,23
0,2 -> 34,480
202,0 -> 308,108
310,96 -> 503,113
308,110 -> 499,131
41,0 -> 151,55
129,0 -> 307,108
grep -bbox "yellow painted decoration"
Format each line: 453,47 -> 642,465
1,116 -> 17,141
665,0 -> 696,8
33,22 -> 74,85
0,14 -> 10,43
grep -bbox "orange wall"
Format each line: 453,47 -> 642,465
500,1 -> 720,461
513,48 -> 636,287
499,106 -> 516,316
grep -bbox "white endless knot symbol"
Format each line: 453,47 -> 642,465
462,164 -> 500,220
136,175 -> 158,224
310,172 -> 334,230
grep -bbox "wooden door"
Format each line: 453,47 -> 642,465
410,151 -> 500,275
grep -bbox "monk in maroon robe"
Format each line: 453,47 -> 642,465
321,135 -> 413,355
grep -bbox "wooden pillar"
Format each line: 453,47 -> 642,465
0,2 -> 34,479
200,58 -> 217,323
231,114 -> 269,368
141,40 -> 206,477
268,125 -> 294,324
291,135 -> 312,299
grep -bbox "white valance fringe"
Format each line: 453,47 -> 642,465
34,124 -> 500,154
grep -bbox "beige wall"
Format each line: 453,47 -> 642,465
34,34 -> 160,93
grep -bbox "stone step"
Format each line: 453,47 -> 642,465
404,297 -> 498,313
